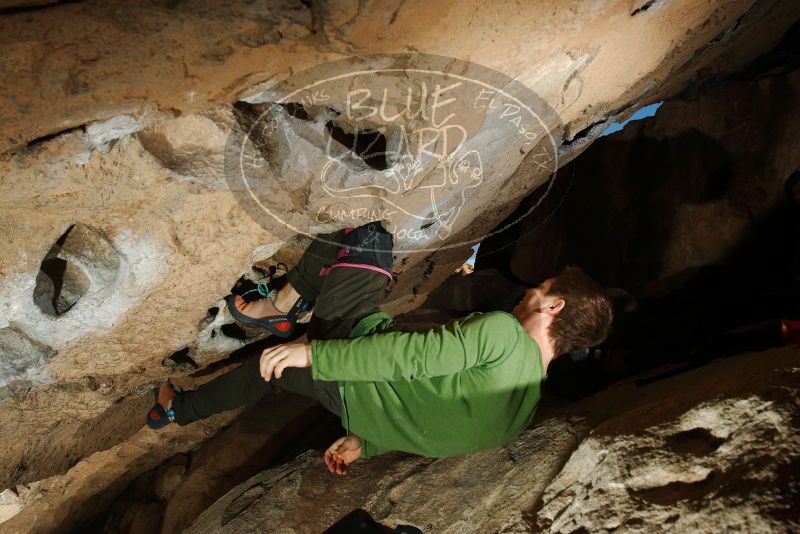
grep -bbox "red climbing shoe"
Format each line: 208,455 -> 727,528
146,383 -> 178,429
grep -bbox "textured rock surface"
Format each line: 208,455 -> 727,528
95,393 -> 339,534
186,417 -> 590,533
186,347 -> 800,533
1,1 -> 799,532
1,0 -> 795,155
538,395 -> 800,533
0,404 -> 244,534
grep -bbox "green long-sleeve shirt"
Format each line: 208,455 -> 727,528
311,310 -> 545,459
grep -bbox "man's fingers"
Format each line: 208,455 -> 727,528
260,354 -> 275,381
264,352 -> 287,381
260,349 -> 288,382
329,455 -> 341,475
260,345 -> 283,380
324,437 -> 349,475
275,358 -> 293,379
259,356 -> 269,381
326,451 -> 339,475
334,457 -> 343,475
265,344 -> 310,380
260,345 -> 282,360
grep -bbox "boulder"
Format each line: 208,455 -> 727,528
186,347 -> 800,533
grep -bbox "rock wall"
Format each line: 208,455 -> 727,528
1,1 -> 799,532
0,0 -> 792,155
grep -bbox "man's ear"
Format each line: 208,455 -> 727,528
545,297 -> 566,315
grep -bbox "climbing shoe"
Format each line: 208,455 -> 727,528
225,282 -> 309,338
146,382 -> 178,429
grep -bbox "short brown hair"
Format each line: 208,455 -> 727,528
547,266 -> 613,356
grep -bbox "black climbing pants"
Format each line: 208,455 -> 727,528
172,222 -> 393,425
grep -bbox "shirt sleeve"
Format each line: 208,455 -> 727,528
311,312 -> 519,382
359,437 -> 393,459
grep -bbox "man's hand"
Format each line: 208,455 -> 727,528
455,262 -> 474,276
259,342 -> 312,381
324,434 -> 362,475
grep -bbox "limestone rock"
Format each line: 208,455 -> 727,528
0,489 -> 22,525
185,347 -> 800,533
0,326 -> 56,389
537,394 -> 800,533
186,417 -> 589,534
153,455 -> 189,502
0,1 -> 799,532
111,500 -> 163,534
86,106 -> 171,154
136,108 -> 234,189
1,0 -> 797,156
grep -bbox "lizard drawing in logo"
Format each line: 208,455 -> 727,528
320,124 -> 484,241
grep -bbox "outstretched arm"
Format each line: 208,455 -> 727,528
257,312 -> 519,383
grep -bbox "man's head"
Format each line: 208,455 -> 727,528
511,266 -> 613,357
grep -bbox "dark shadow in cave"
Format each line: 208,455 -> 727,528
163,347 -> 198,371
619,189 -> 800,382
280,102 -> 311,121
33,224 -> 79,316
323,508 -> 423,533
0,0 -> 82,16
471,129 -> 735,293
325,120 -> 389,171
416,128 -> 798,400
545,176 -> 797,396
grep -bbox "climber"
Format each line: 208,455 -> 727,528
454,242 -> 480,276
146,221 -> 613,475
